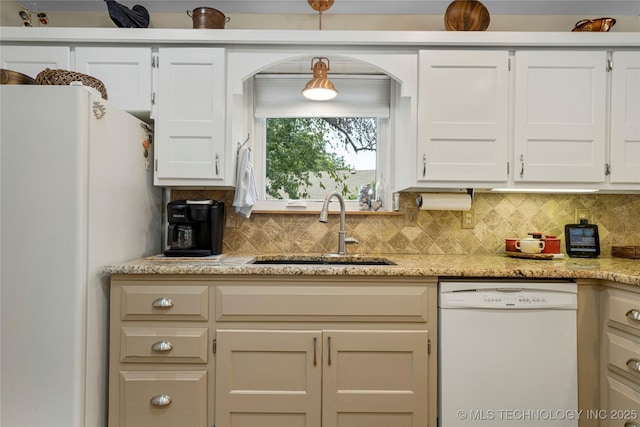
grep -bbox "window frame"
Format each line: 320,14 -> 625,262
250,70 -> 394,212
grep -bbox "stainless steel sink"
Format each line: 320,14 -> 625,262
249,255 -> 396,266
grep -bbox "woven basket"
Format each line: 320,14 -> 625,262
35,68 -> 108,100
1,69 -> 36,85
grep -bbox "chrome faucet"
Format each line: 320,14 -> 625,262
319,191 -> 358,255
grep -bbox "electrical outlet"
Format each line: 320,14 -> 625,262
404,207 -> 418,227
575,209 -> 591,223
462,209 -> 475,229
225,209 -> 238,228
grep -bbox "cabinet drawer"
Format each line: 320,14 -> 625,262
609,289 -> 640,333
216,286 -> 429,322
120,327 -> 208,363
117,371 -> 207,427
609,332 -> 640,381
607,376 -> 640,427
121,285 -> 208,321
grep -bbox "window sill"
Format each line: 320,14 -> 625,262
252,199 -> 402,215
251,209 -> 403,216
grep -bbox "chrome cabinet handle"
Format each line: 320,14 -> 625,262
625,422 -> 638,427
422,154 -> 426,177
152,340 -> 173,352
152,297 -> 173,308
626,358 -> 640,372
215,153 -> 220,176
313,337 -> 317,366
150,394 -> 172,407
327,336 -> 332,366
519,154 -> 525,178
626,309 -> 640,321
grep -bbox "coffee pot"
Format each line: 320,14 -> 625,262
168,224 -> 194,249
164,199 -> 224,256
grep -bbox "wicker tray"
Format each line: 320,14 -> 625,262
35,68 -> 108,100
612,246 -> 640,259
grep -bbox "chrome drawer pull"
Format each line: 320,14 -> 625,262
150,394 -> 172,407
626,309 -> 640,321
625,422 -> 638,427
152,297 -> 174,308
151,340 -> 173,352
626,358 -> 640,372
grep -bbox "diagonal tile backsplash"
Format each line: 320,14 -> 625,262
172,190 -> 640,256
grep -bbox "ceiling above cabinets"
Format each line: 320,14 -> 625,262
17,0 -> 640,16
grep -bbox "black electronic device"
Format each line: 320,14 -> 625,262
164,199 -> 224,257
564,220 -> 600,258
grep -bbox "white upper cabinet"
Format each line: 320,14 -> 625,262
154,47 -> 228,187
0,45 -> 70,79
514,50 -> 607,183
75,47 -> 152,112
417,50 -> 509,186
609,51 -> 640,185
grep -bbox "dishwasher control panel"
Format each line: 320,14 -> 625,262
439,281 -> 578,309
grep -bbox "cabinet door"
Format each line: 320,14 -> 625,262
75,47 -> 152,112
417,50 -> 509,184
1,45 -> 70,79
610,51 -> 640,184
155,48 -> 227,186
215,329 -> 322,427
514,50 -> 607,183
322,330 -> 429,427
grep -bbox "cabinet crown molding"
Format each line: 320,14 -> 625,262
1,27 -> 639,48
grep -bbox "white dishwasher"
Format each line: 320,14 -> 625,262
438,279 -> 578,427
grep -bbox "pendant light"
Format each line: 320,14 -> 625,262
308,0 -> 334,30
302,57 -> 338,101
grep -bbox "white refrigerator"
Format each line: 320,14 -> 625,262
0,85 -> 162,427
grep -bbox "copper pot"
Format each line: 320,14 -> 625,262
572,17 -> 616,32
187,7 -> 230,29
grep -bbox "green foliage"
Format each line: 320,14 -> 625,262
266,117 -> 376,200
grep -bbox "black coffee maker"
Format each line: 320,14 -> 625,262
164,199 -> 224,256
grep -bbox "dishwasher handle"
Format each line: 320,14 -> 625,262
496,288 -> 525,293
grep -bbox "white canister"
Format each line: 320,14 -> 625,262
516,237 -> 545,254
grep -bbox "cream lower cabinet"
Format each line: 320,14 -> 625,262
215,329 -> 428,427
109,279 -> 214,427
602,285 -> 640,427
214,278 -> 437,427
109,276 -> 436,427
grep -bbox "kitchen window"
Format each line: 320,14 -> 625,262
252,74 -> 392,211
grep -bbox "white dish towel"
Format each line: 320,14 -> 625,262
232,141 -> 258,219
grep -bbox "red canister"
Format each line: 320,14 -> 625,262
542,235 -> 561,254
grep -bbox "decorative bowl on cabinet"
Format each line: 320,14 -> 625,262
444,0 -> 490,31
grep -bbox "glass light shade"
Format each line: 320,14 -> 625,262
302,58 -> 338,101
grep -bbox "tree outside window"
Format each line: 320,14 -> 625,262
265,117 -> 377,200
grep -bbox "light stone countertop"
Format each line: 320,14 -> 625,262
104,253 -> 640,287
